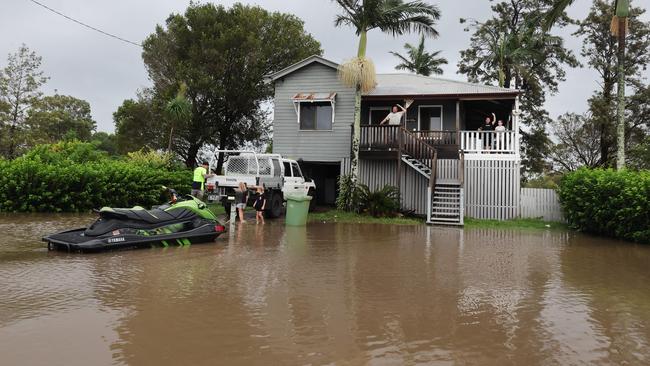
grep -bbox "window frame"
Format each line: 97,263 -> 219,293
292,93 -> 336,132
297,101 -> 334,131
368,107 -> 391,125
417,105 -> 444,131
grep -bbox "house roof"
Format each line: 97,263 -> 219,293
265,55 -> 338,81
266,55 -> 519,97
366,73 -> 519,97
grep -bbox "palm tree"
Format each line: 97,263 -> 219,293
333,0 -> 440,192
164,82 -> 191,153
390,35 -> 447,76
546,0 -> 629,170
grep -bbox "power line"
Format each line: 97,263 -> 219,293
27,0 -> 142,48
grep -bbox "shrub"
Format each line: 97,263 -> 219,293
126,149 -> 174,169
0,143 -> 192,212
356,184 -> 400,217
559,168 -> 650,243
22,140 -> 108,164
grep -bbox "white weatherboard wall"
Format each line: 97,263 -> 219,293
464,158 -> 521,220
272,63 -> 355,162
520,188 -> 565,222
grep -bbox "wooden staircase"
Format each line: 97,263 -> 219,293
399,129 -> 464,226
430,182 -> 464,225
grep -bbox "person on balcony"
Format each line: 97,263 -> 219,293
494,119 -> 506,150
482,113 -> 497,150
380,99 -> 414,126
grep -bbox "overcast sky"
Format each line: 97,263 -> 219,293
1,0 -> 648,132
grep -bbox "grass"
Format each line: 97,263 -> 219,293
308,209 -> 567,230
464,217 -> 568,230
308,210 -> 423,225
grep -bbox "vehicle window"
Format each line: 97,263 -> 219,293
283,162 -> 292,177
291,163 -> 302,178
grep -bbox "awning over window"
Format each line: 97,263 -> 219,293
291,92 -> 336,125
291,92 -> 336,102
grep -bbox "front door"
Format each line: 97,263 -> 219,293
418,105 -> 443,130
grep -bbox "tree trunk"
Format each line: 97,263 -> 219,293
349,30 -> 367,187
215,138 -> 227,174
615,18 -> 626,170
185,143 -> 201,168
350,85 -> 361,186
167,125 -> 174,152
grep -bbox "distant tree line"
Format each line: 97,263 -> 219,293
0,45 -> 115,158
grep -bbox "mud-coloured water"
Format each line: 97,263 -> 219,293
1,213 -> 650,366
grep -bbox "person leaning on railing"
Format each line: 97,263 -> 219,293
378,99 -> 414,149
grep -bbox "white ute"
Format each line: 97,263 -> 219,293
205,150 -> 316,218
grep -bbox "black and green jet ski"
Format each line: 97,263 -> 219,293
44,190 -> 226,253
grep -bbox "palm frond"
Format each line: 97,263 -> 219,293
543,0 -> 575,31
377,1 -> 440,37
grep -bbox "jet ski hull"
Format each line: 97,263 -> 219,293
44,222 -> 225,253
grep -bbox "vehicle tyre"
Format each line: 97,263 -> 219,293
265,192 -> 283,218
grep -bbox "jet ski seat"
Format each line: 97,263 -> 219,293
98,207 -> 197,224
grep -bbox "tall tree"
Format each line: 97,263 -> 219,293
549,112 -> 603,171
141,3 -> 321,168
458,0 -> 579,177
547,0 -> 633,169
26,94 -> 96,144
390,35 -> 447,76
573,0 -> 650,166
0,45 -> 48,158
113,90 -> 167,154
333,0 -> 440,191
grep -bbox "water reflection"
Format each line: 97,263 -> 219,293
1,215 -> 650,365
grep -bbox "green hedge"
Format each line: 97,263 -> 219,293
0,142 -> 191,212
559,168 -> 650,244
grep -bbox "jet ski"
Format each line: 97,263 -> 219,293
44,189 -> 226,253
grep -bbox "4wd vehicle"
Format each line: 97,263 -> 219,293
204,150 -> 316,218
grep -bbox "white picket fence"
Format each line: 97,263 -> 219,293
520,188 -> 565,222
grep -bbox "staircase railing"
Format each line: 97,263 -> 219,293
400,128 -> 438,171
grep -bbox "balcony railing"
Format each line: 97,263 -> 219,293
459,130 -> 517,154
359,126 -> 518,155
359,125 -> 401,150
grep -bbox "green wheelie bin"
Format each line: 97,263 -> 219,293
285,194 -> 312,226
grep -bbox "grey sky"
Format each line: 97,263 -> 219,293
1,0 -> 648,132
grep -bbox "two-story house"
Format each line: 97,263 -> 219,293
267,55 -> 521,225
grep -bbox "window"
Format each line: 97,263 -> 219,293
291,163 -> 302,178
369,107 -> 391,125
299,102 -> 332,130
283,162 -> 292,177
418,106 -> 443,130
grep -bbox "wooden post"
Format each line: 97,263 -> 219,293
397,127 -> 403,194
455,101 -> 461,146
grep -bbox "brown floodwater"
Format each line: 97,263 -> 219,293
1,213 -> 650,366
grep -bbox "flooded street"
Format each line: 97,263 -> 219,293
1,214 -> 650,365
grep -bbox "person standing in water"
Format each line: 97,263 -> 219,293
235,182 -> 249,223
191,161 -> 214,199
253,187 -> 266,224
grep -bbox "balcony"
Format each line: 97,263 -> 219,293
359,126 -> 517,157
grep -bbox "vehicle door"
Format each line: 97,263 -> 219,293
282,160 -> 305,196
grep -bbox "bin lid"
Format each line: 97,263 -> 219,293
285,194 -> 312,202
